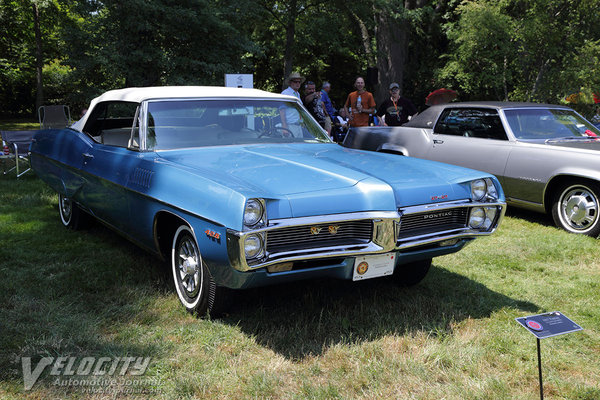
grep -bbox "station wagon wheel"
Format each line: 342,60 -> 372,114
58,194 -> 85,229
393,259 -> 432,287
552,182 -> 600,237
171,225 -> 229,317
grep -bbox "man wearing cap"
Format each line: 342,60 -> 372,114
376,82 -> 417,126
280,72 -> 305,137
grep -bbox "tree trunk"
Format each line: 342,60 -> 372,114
350,12 -> 375,67
282,0 -> 298,89
374,12 -> 408,105
530,59 -> 549,102
32,2 -> 44,113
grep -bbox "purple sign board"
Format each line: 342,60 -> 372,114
516,311 -> 583,339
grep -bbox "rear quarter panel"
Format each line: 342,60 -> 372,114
31,128 -> 93,197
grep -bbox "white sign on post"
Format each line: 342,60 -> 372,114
224,74 -> 253,88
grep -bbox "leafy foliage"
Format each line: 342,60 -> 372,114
438,0 -> 600,103
1,0 -> 599,115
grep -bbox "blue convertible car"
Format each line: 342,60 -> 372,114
30,86 -> 506,316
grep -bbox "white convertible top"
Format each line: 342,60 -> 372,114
72,86 -> 297,131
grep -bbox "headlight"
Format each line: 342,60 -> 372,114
244,199 -> 264,227
469,207 -> 485,228
244,233 -> 264,259
469,206 -> 499,230
471,179 -> 486,201
485,178 -> 498,200
482,206 -> 498,230
471,178 -> 499,202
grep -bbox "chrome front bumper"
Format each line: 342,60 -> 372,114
227,200 -> 506,272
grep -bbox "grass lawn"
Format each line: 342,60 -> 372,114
0,174 -> 598,399
0,119 -> 39,132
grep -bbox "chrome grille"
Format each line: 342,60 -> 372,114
398,207 -> 469,239
266,220 -> 373,253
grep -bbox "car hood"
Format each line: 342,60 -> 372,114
156,143 -> 489,217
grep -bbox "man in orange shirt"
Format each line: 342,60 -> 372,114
344,77 -> 376,127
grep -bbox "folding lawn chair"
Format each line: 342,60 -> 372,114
1,130 -> 37,178
38,105 -> 72,129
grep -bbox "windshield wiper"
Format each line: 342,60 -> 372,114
545,136 -> 598,143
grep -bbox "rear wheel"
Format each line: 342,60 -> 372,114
58,194 -> 86,229
393,259 -> 432,287
551,182 -> 600,237
171,225 -> 229,317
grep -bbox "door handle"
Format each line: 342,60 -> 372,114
82,152 -> 94,159
433,139 -> 444,144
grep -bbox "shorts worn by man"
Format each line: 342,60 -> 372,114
344,77 -> 376,127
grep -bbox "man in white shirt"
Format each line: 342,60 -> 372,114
280,72 -> 305,138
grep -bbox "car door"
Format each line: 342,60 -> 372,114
424,108 -> 513,185
78,101 -> 141,231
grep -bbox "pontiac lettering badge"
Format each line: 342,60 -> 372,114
328,225 -> 340,235
423,211 -> 453,220
310,226 -> 322,235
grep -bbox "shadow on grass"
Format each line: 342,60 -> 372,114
0,177 -> 172,388
223,262 -> 538,359
504,206 -> 555,229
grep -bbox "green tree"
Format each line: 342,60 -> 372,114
438,0 -> 600,103
0,0 -> 65,115
60,0 -> 256,107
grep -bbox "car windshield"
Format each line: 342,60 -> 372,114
145,99 -> 331,150
504,108 -> 600,140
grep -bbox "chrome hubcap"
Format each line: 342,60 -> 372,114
60,196 -> 72,221
561,187 -> 598,230
176,237 -> 200,298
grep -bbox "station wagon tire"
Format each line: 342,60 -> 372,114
552,182 -> 600,237
393,259 -> 432,286
171,225 -> 228,317
58,194 -> 86,229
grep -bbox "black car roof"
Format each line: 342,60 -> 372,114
404,101 -> 572,129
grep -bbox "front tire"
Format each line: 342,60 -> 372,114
393,259 -> 432,287
552,182 -> 600,237
171,225 -> 228,317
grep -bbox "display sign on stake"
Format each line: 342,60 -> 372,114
515,311 -> 583,400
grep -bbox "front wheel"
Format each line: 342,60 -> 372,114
171,225 -> 229,317
551,182 -> 600,237
393,259 -> 432,287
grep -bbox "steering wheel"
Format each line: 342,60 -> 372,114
258,126 -> 294,138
